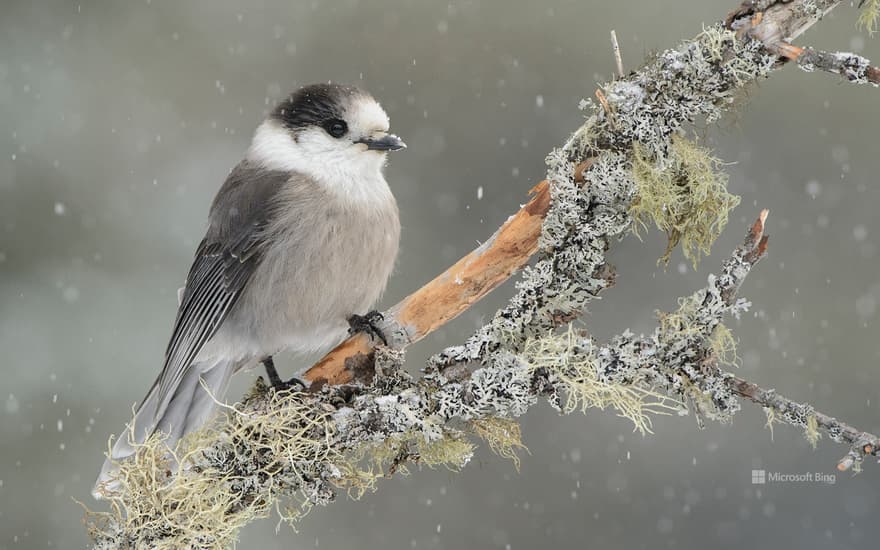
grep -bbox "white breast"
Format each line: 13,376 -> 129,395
247,120 -> 394,211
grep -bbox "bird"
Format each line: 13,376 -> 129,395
93,83 -> 405,498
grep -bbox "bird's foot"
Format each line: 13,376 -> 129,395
271,377 -> 307,393
262,356 -> 307,392
347,310 -> 388,346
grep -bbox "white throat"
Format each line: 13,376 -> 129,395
246,120 -> 393,208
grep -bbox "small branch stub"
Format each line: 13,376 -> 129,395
610,29 -> 625,78
87,1 -> 880,546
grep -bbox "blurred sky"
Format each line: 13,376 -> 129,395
1,1 -> 880,548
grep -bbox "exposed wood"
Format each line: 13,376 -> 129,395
304,180 -> 552,385
305,0 -> 875,388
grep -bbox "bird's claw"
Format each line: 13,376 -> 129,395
347,310 -> 388,346
269,376 -> 307,393
262,356 -> 307,392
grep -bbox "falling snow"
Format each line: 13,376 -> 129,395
5,394 -> 19,414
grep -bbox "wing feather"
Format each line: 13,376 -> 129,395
151,162 -> 289,418
155,242 -> 255,411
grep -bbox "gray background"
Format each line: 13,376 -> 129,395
2,0 -> 879,548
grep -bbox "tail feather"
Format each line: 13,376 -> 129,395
92,358 -> 237,499
158,359 -> 234,444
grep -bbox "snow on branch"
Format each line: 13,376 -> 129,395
87,1 -> 880,548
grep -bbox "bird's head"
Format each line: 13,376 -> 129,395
249,83 -> 405,183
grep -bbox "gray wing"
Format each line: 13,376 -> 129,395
153,162 -> 289,412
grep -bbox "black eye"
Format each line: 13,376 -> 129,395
324,118 -> 348,138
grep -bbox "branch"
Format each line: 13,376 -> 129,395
88,211 -> 879,549
766,40 -> 880,86
731,2 -> 880,85
727,377 -> 880,472
88,0 -> 880,547
303,0 -> 858,386
794,47 -> 880,85
305,180 -> 551,386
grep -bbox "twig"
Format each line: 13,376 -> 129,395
610,29 -> 625,78
304,181 -> 551,386
727,377 -> 880,471
729,0 -> 880,86
88,0 -> 880,546
305,0 -> 858,388
99,213 -> 880,550
781,43 -> 880,86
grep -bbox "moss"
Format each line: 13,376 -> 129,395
859,0 -> 880,35
522,326 -> 682,435
630,136 -> 741,268
469,417 -> 529,471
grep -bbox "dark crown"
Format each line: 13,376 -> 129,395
270,83 -> 367,131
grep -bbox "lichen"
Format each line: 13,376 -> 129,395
522,326 -> 682,435
764,407 -> 779,441
88,386 -> 338,549
631,137 -> 741,267
469,416 -> 529,471
858,0 -> 880,35
805,414 -> 821,449
658,294 -> 713,341
653,274 -> 754,425
88,21 -> 799,549
418,433 -> 476,470
709,323 -> 738,366
339,429 -> 474,480
431,25 -> 773,371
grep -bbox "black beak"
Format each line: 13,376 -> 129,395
356,133 -> 407,151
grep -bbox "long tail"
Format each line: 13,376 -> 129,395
92,358 -> 237,499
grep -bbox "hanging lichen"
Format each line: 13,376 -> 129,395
630,137 -> 741,267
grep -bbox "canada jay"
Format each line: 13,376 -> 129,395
93,83 -> 404,497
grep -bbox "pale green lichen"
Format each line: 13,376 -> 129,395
523,326 -> 683,435
858,0 -> 880,35
710,324 -> 738,366
88,386 -> 338,549
469,416 -> 529,471
805,414 -> 821,449
658,294 -> 712,341
340,430 -> 474,478
631,137 -> 741,267
88,20 -> 796,550
418,434 -> 476,470
764,407 -> 779,441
